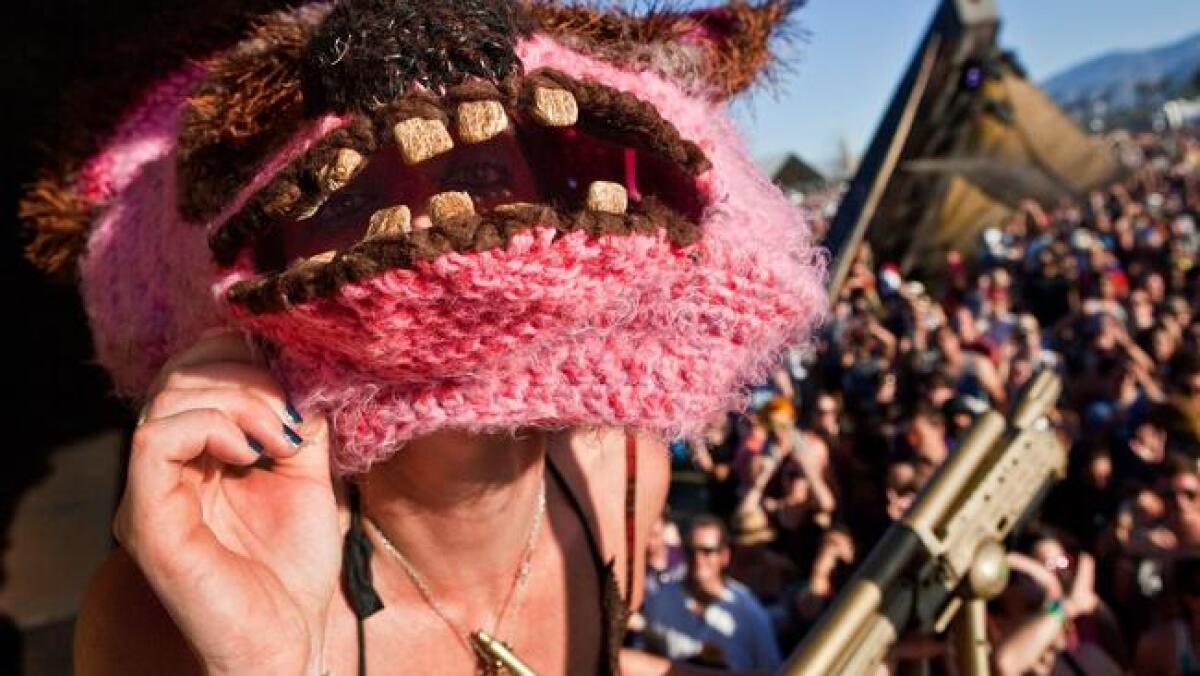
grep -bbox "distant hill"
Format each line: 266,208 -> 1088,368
1043,31 -> 1200,110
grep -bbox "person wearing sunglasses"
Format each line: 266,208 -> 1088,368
639,515 -> 781,671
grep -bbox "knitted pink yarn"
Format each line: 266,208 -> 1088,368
78,67 -> 347,396
79,66 -> 223,397
76,31 -> 827,474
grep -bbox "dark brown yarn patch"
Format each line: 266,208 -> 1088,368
177,5 -> 333,223
299,0 -> 530,114
225,197 -> 698,314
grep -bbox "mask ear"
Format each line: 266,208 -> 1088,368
19,0 -> 312,278
178,4 -> 332,224
528,0 -> 804,100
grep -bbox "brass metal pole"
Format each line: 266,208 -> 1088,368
951,599 -> 991,676
904,411 -> 1006,536
780,529 -> 924,674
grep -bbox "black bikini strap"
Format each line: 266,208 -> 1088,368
344,483 -> 384,676
545,455 -> 625,675
545,456 -> 609,574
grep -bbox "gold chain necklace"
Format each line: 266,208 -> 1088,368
366,475 -> 546,675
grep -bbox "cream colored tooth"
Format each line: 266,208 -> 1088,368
392,117 -> 454,165
366,205 -> 412,238
530,87 -> 578,127
586,181 -> 627,214
286,249 -> 335,278
457,100 -> 509,144
428,191 -> 475,225
317,148 -> 365,193
307,250 -> 337,265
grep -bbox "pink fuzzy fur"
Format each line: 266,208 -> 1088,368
76,26 -> 827,474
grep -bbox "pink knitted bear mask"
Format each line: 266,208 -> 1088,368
28,0 -> 826,474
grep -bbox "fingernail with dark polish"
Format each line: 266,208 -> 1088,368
285,401 -> 303,425
283,424 -> 304,446
247,435 -> 265,455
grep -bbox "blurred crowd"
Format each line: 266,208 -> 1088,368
631,132 -> 1200,675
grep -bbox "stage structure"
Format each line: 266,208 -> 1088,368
823,0 -> 1121,296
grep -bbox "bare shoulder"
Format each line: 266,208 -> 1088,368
75,548 -> 201,676
799,430 -> 830,462
549,429 -> 670,608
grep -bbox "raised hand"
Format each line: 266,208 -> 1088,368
113,330 -> 340,675
1065,553 -> 1100,619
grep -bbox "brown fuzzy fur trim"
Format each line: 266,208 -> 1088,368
226,196 -> 698,314
526,0 -> 802,99
19,175 -> 98,280
705,1 -> 799,97
178,4 -> 333,223
526,2 -> 686,51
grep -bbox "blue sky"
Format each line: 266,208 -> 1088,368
734,0 -> 1200,171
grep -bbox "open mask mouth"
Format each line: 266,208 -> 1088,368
215,69 -> 713,314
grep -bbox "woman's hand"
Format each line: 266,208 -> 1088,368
113,330 -> 340,675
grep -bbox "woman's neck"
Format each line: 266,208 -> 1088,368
359,429 -> 548,593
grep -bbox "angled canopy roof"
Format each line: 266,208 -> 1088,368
823,0 -> 1121,294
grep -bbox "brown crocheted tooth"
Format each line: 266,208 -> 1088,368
586,181 -> 628,215
317,148 -> 366,193
429,191 -> 475,226
456,100 -> 510,144
392,117 -> 454,165
366,205 -> 413,238
261,180 -> 304,219
530,87 -> 579,127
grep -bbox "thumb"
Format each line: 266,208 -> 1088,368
271,407 -> 335,481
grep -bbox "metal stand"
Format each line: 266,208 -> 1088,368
951,599 -> 991,676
